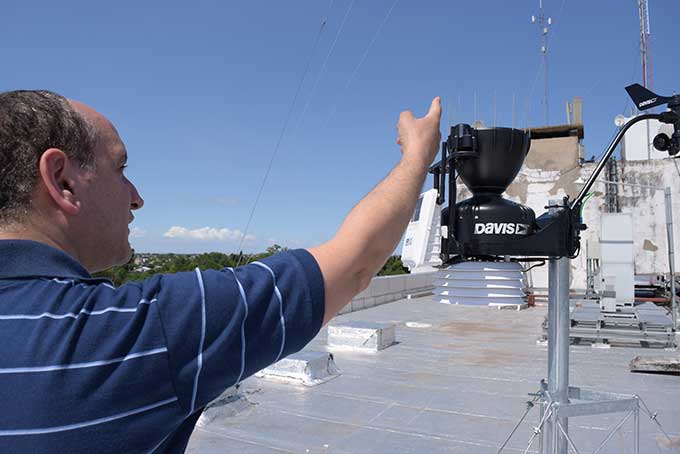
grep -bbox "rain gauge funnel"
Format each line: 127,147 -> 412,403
455,126 -> 530,194
434,124 -> 559,259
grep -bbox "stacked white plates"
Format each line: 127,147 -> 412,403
433,261 -> 527,307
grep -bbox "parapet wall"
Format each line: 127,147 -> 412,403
337,272 -> 435,315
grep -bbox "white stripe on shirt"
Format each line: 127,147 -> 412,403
0,347 -> 167,374
227,268 -> 249,385
0,397 -> 178,436
0,299 -> 157,321
48,278 -> 116,290
252,261 -> 286,362
190,268 -> 207,414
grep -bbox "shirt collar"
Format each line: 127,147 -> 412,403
0,240 -> 110,283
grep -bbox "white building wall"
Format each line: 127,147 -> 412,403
620,116 -> 674,161
519,158 -> 680,291
579,158 -> 680,278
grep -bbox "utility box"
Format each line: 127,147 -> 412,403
401,189 -> 442,272
599,213 -> 635,306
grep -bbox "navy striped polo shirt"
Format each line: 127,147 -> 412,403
0,240 -> 325,453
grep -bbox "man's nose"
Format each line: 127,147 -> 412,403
129,180 -> 144,210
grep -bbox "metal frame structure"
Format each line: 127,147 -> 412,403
532,184 -> 676,452
583,179 -> 677,331
534,105 -> 678,451
450,85 -> 680,453
538,252 -> 642,454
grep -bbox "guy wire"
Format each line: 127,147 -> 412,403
293,0 -> 356,136
235,15 -> 329,266
323,0 -> 400,127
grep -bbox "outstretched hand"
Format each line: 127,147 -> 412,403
396,97 -> 442,168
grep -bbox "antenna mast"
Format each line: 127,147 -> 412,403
531,0 -> 552,125
638,0 -> 652,88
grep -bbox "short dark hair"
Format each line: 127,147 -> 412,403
0,90 -> 98,223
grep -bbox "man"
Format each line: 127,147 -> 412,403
0,90 -> 441,453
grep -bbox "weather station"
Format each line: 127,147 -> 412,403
402,83 -> 680,453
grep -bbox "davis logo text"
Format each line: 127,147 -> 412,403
474,222 -> 530,235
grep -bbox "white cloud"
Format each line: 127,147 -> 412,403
129,227 -> 147,238
209,196 -> 239,207
163,226 -> 255,242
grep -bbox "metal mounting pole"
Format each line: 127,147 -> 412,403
546,256 -> 570,454
545,198 -> 571,454
664,187 -> 677,330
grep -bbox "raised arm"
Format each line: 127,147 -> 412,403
309,97 -> 442,324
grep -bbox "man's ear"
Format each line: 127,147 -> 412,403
38,148 -> 83,216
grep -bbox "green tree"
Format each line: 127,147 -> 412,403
377,256 -> 409,276
94,245 -> 295,287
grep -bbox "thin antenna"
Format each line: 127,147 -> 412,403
473,90 -> 477,124
457,95 -> 461,125
638,0 -> 652,88
447,99 -> 451,128
638,0 -> 652,159
531,0 -> 552,125
646,0 -> 652,88
493,90 -> 497,128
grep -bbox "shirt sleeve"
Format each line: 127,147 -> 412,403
139,249 -> 325,414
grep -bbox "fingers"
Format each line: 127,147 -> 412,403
399,110 -> 415,123
426,96 -> 441,119
396,98 -> 440,147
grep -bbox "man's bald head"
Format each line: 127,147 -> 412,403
0,90 -> 98,223
69,99 -> 124,155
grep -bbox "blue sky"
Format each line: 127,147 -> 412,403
2,0 -> 677,253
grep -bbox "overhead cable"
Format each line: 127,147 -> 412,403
294,0 -> 356,135
234,15 -> 329,265
324,0 -> 400,126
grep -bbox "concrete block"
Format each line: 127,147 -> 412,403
362,297 -> 376,309
489,302 -> 529,311
374,295 -> 388,306
423,273 -> 436,287
354,286 -> 371,299
197,386 -> 249,427
591,342 -> 611,349
406,275 -> 421,291
630,355 -> 680,373
351,298 -> 365,312
369,278 -> 389,298
388,275 -> 406,294
257,351 -> 340,386
411,274 -> 423,290
364,278 -> 378,298
327,321 -> 396,352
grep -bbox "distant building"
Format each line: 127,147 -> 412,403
618,115 -> 675,161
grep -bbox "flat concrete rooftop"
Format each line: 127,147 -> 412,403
187,297 -> 680,454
